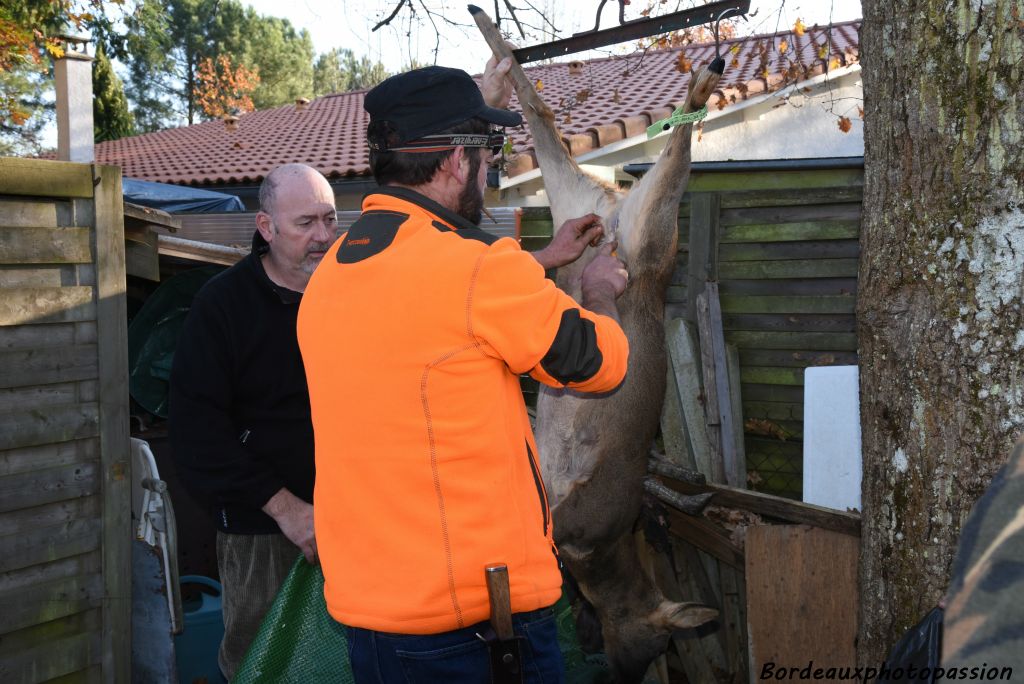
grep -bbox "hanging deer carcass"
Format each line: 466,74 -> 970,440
470,7 -> 723,682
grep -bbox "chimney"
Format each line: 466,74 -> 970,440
54,31 -> 94,162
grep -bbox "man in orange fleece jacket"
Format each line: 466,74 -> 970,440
297,60 -> 629,684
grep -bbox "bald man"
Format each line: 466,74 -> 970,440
169,164 -> 336,679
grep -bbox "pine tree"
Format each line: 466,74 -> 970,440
92,44 -> 134,142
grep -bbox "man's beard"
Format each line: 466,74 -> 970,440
455,152 -> 484,225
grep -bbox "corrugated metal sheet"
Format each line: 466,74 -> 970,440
169,207 -> 521,249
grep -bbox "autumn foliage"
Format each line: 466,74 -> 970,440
192,54 -> 260,120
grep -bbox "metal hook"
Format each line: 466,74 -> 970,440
713,5 -> 745,59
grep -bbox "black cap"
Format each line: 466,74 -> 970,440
364,66 -> 522,151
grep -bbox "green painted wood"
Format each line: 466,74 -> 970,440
721,313 -> 856,334
740,366 -> 806,386
0,605 -> 99,658
0,200 -> 60,228
0,227 -> 92,265
716,187 -> 863,209
720,203 -> 861,227
0,159 -> 94,199
719,240 -> 860,261
719,295 -> 855,315
685,169 -> 864,193
741,384 -> 805,403
719,258 -> 859,280
738,349 -> 858,368
718,278 -> 857,297
725,330 -> 857,350
0,438 -> 97,479
721,222 -> 860,243
0,493 -> 100,538
742,400 -> 804,422
0,404 -> 100,453
0,616 -> 101,683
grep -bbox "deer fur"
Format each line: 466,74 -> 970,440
470,7 -> 722,682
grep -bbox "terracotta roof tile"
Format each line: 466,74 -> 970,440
94,21 -> 859,185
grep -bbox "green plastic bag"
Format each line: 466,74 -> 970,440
233,557 -> 610,683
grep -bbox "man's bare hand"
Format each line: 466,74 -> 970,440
581,242 -> 628,320
262,488 -> 317,563
481,54 -> 513,108
533,213 -> 605,270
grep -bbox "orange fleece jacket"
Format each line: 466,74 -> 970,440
297,187 -> 628,634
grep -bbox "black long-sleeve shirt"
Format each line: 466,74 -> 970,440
169,232 -> 315,534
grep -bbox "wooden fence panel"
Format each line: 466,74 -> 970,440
0,160 -> 130,682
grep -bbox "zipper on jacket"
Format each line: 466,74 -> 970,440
525,441 -> 550,536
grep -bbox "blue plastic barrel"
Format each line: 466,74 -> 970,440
175,575 -> 227,684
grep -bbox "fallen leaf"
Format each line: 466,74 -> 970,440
829,56 -> 841,71
838,116 -> 852,133
730,44 -> 741,55
575,89 -> 590,103
535,79 -> 544,91
730,57 -> 739,69
612,88 -> 621,103
793,18 -> 806,36
858,105 -> 865,119
778,38 -> 788,54
818,42 -> 829,59
676,52 -> 692,73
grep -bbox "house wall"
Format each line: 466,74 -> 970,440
0,158 -> 132,683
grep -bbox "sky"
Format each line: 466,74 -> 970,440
241,0 -> 863,73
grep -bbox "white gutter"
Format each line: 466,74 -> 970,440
499,63 -> 862,191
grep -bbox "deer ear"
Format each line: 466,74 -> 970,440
652,600 -> 718,630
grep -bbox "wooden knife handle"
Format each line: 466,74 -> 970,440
485,563 -> 514,641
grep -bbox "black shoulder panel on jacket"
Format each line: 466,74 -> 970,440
432,220 -> 499,245
540,308 -> 603,384
337,210 -> 408,263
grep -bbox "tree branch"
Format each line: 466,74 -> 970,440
372,0 -> 407,32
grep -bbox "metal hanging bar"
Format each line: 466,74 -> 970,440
505,0 -> 751,65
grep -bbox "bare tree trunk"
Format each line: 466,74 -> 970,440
857,0 -> 1024,665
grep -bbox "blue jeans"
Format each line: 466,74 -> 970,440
344,607 -> 565,684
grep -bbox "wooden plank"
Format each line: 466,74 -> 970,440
666,319 -> 714,480
725,331 -> 858,351
658,476 -> 860,536
0,403 -> 100,452
0,461 -> 100,514
0,517 -> 103,573
0,383 -> 79,413
697,286 -> 739,486
719,277 -> 857,297
665,508 -> 744,569
158,235 -> 247,266
739,349 -> 858,368
0,158 -> 95,199
45,664 -> 104,684
685,193 -> 719,321
719,563 -> 749,682
0,287 -> 95,326
723,313 -> 856,333
0,572 -> 104,634
0,629 -> 100,684
726,344 -> 747,487
0,549 -> 102,597
719,258 -> 859,280
0,606 -> 100,657
713,187 -> 863,209
93,164 -> 132,684
671,541 -> 730,671
719,294 -> 855,314
0,493 -> 100,538
742,384 -> 804,403
0,227 -> 92,264
719,240 -> 860,262
720,203 -> 861,226
0,323 -> 76,351
740,367 -> 806,386
123,202 -> 180,232
686,169 -> 864,194
720,221 -> 860,243
741,400 -> 803,422
659,353 -> 691,468
0,344 -> 98,389
124,234 -> 160,282
746,526 -> 858,680
0,264 -> 68,287
0,199 -> 60,228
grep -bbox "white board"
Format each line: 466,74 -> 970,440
803,365 -> 861,512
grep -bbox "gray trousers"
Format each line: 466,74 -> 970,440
216,531 -> 300,681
